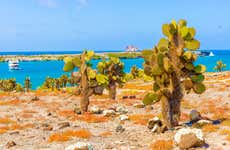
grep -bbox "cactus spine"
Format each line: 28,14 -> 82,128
142,19 -> 206,128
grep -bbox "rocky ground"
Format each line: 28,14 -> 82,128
0,72 -> 230,150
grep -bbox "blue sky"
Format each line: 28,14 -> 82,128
0,0 -> 229,51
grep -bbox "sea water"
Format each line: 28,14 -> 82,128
0,50 -> 230,89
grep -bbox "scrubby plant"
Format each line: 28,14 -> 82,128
142,19 -> 206,128
24,77 -> 32,92
42,77 -> 55,91
214,60 -> 226,72
68,73 -> 80,86
0,79 -> 17,92
16,84 -> 24,92
59,75 -> 69,88
63,50 -> 108,112
97,57 -> 126,100
131,65 -> 140,79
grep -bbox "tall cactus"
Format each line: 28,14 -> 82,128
97,57 -> 126,100
142,19 -> 206,128
214,60 -> 226,72
24,77 -> 32,92
63,50 -> 108,112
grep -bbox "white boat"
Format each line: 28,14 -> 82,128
209,52 -> 215,56
9,60 -> 20,70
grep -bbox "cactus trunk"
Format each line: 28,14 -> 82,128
80,68 -> 90,112
109,83 -> 116,100
161,73 -> 183,128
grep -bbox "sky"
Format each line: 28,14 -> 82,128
0,0 -> 229,51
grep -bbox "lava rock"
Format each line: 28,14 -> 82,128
6,141 -> 16,148
116,106 -> 128,114
189,110 -> 202,122
74,107 -> 82,114
58,122 -> 70,129
116,125 -> 125,133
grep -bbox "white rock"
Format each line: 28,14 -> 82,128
89,106 -> 102,114
174,128 -> 205,149
151,124 -> 159,133
174,128 -> 204,144
119,115 -> 129,121
197,119 -> 212,124
133,103 -> 145,108
103,110 -> 116,117
65,142 -> 92,150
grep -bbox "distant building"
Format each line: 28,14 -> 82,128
125,45 -> 139,52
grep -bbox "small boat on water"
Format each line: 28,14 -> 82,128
192,50 -> 214,57
8,60 -> 20,70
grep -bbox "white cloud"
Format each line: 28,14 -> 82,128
38,0 -> 58,8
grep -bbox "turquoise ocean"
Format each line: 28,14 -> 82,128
0,50 -> 230,89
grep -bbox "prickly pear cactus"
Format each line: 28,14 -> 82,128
97,57 -> 126,100
63,50 -> 108,112
142,19 -> 206,128
24,77 -> 32,92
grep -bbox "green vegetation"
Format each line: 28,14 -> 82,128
97,57 -> 126,100
24,77 -> 32,92
107,52 -> 141,59
142,19 -> 206,128
214,60 -> 227,72
0,78 -> 22,92
63,50 -> 108,113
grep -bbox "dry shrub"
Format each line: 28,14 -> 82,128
0,99 -> 23,106
129,114 -> 154,125
48,129 -> 91,142
123,83 -> 152,90
220,129 -> 230,135
48,133 -> 70,142
58,110 -> 75,118
221,119 -> 230,127
0,129 -> 7,134
0,118 -> 16,124
71,114 -> 108,123
150,140 -> 174,150
202,124 -> 219,132
99,131 -> 112,137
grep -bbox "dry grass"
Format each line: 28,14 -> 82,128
221,119 -> 230,127
149,140 -> 174,150
48,129 -> 92,142
71,114 -> 108,123
129,114 -> 154,125
123,83 -> 152,90
202,124 -> 219,132
0,118 -> 16,124
58,110 -> 75,118
99,131 -> 112,137
220,129 -> 230,135
0,99 -> 24,106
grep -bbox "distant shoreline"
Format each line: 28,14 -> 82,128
0,52 -> 142,62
